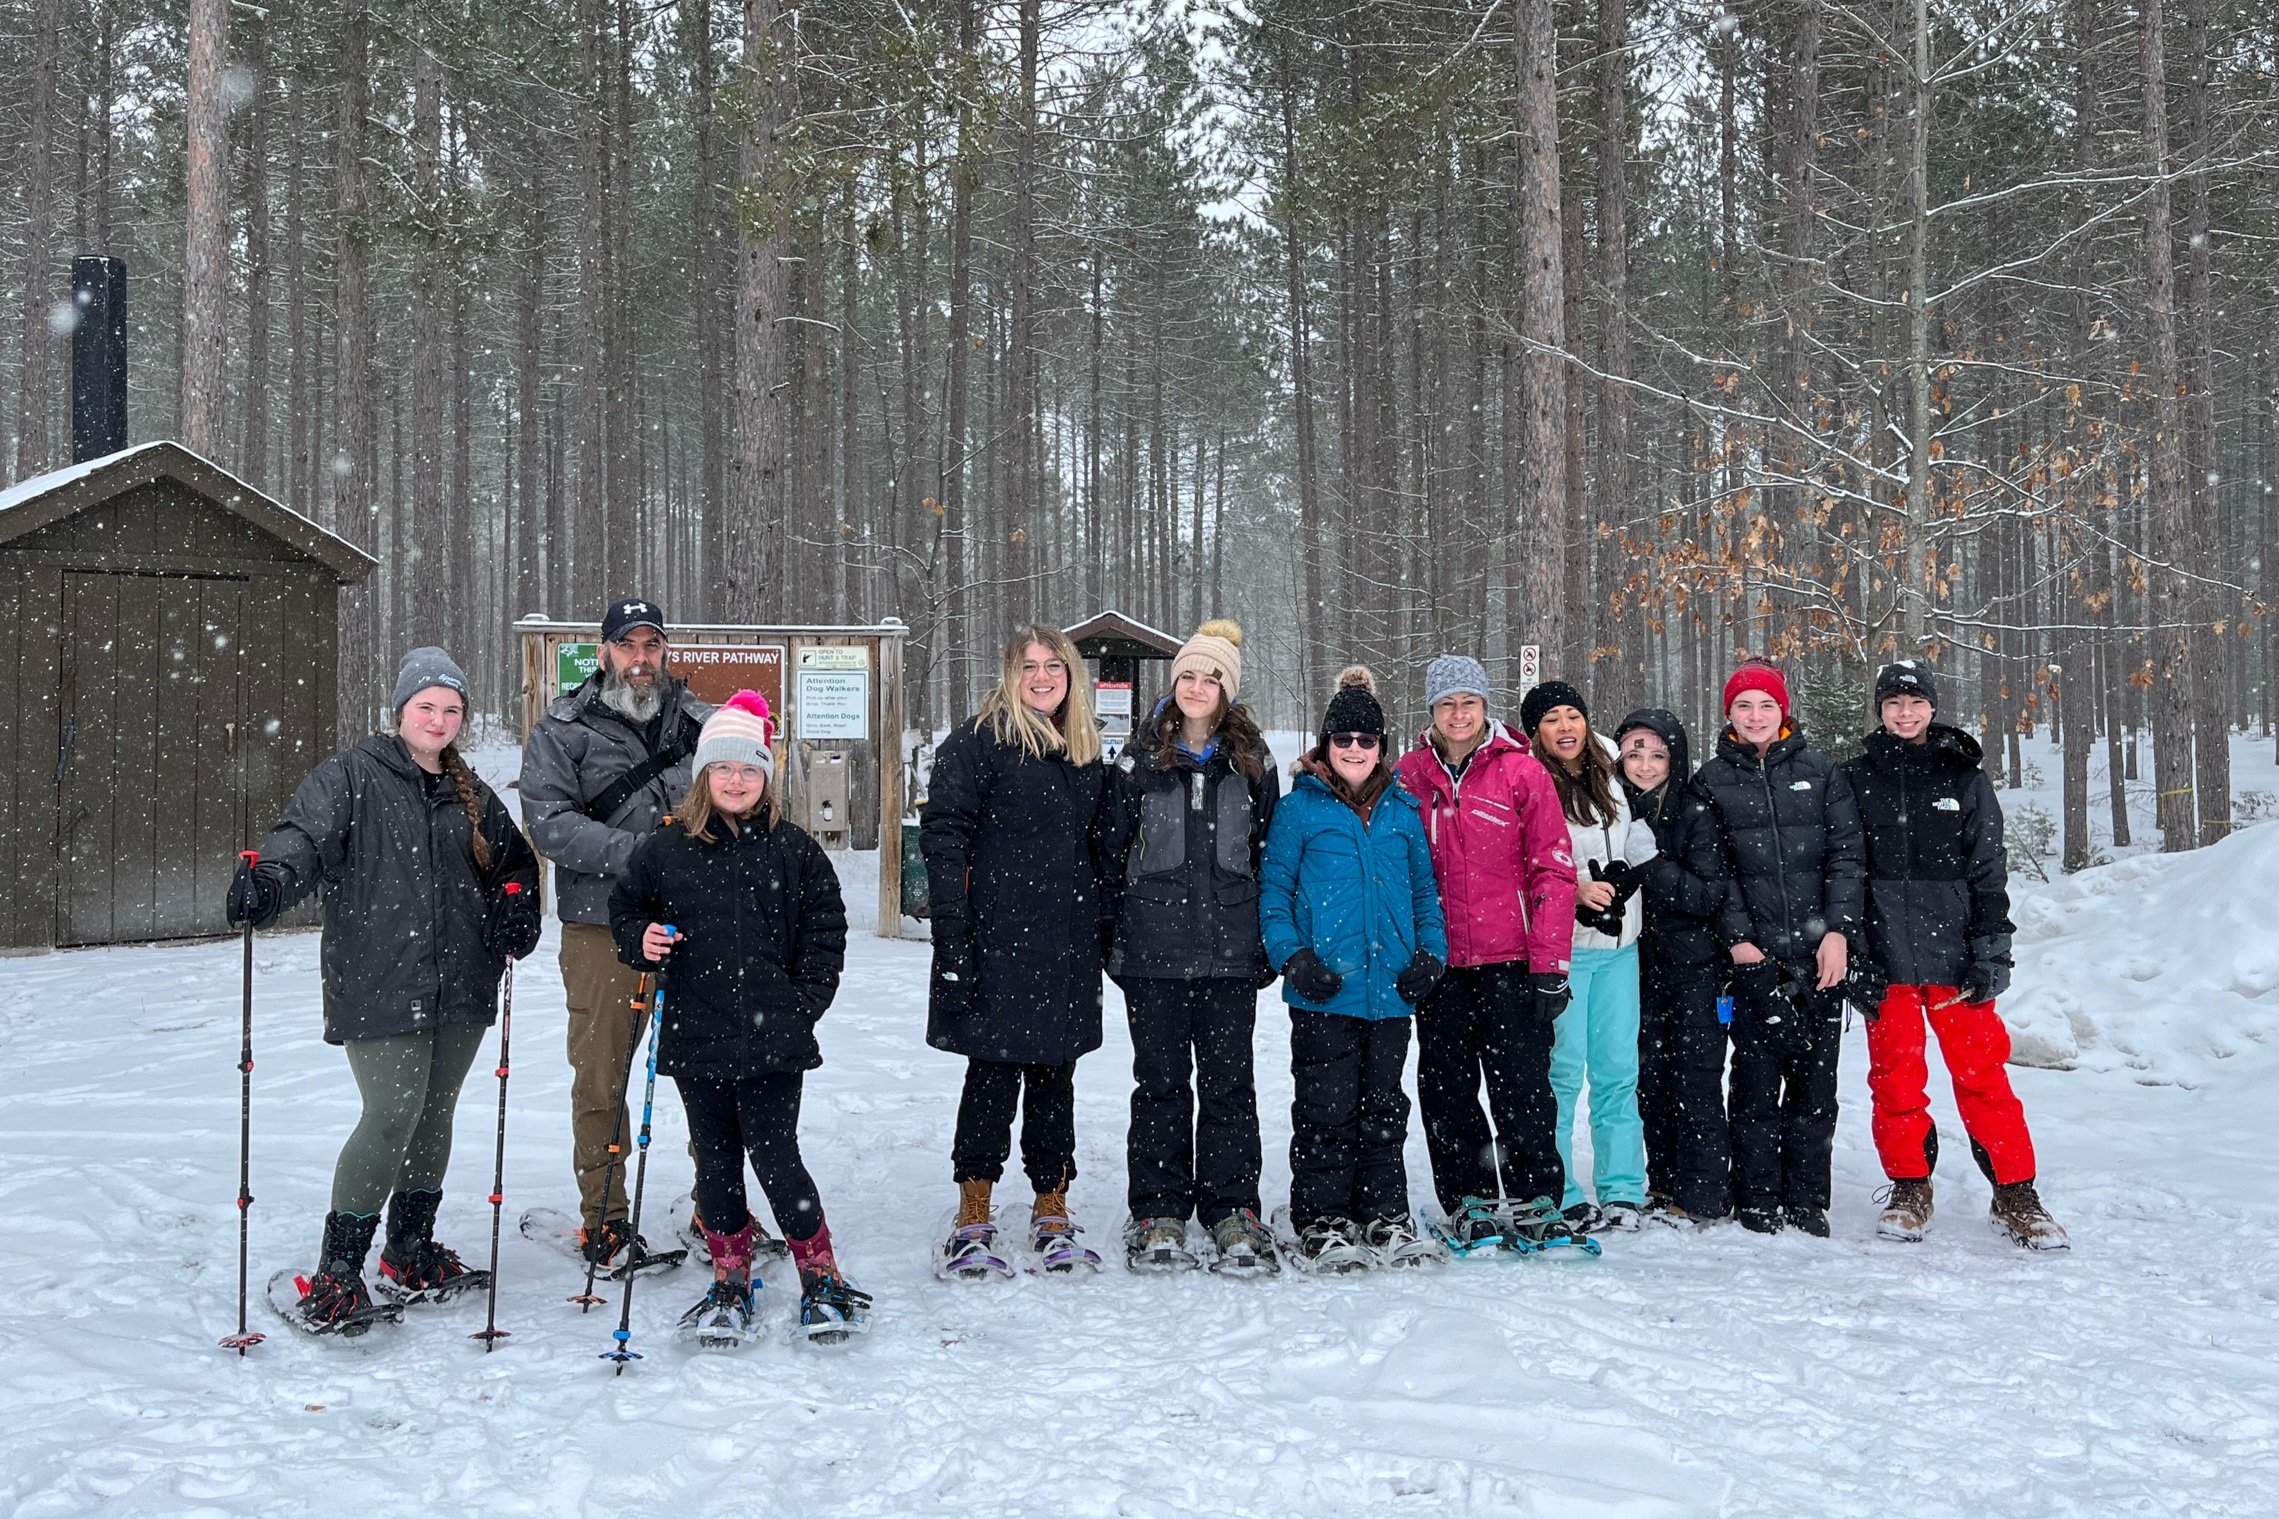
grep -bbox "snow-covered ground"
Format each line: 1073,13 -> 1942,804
5,735 -> 2278,1518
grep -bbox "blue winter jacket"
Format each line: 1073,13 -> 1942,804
1260,768 -> 1449,1021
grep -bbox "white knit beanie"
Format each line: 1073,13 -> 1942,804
1169,618 -> 1244,701
693,690 -> 775,780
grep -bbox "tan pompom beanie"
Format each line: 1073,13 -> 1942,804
1169,618 -> 1244,701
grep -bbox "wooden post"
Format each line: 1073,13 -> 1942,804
879,628 -> 906,938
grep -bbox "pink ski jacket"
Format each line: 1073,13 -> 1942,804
1395,721 -> 1577,973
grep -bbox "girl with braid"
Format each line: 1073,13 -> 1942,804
229,647 -> 541,1333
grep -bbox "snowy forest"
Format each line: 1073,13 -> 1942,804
4,0 -> 2277,860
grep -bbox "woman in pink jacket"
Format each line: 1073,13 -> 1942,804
1393,654 -> 1582,1253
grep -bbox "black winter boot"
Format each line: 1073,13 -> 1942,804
378,1189 -> 481,1300
297,1210 -> 381,1331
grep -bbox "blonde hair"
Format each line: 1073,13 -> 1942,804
675,764 -> 782,842
977,624 -> 1102,767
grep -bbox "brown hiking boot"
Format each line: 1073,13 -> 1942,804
955,1177 -> 994,1230
1876,1178 -> 1934,1243
1032,1185 -> 1074,1239
1989,1181 -> 2070,1251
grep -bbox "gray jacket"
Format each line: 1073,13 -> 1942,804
258,736 -> 540,1044
520,672 -> 714,924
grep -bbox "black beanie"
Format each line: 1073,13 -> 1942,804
1874,660 -> 1940,711
1319,665 -> 1385,748
1519,680 -> 1589,736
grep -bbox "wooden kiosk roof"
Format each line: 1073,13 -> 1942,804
1065,609 -> 1181,661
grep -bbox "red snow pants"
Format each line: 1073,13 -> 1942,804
1866,985 -> 2037,1186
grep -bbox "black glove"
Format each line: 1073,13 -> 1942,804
1957,935 -> 2013,1004
1253,960 -> 1282,993
1283,948 -> 1343,1003
1728,955 -> 1780,1009
1531,970 -> 1571,1019
485,889 -> 543,961
1574,861 -> 1628,937
932,920 -> 977,1002
1396,949 -> 1446,1005
225,857 -> 287,931
1840,959 -> 1890,1021
1599,859 -> 1638,902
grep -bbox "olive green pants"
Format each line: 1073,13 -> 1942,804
330,1022 -> 490,1216
561,922 -> 647,1231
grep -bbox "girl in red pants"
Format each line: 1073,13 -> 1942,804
1843,662 -> 2067,1250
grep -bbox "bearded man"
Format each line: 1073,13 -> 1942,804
521,598 -> 715,1265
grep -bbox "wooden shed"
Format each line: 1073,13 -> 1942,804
0,441 -> 376,950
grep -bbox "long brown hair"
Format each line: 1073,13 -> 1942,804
977,623 -> 1103,766
1148,689 -> 1266,780
1547,723 -> 1622,827
435,744 -> 495,873
675,766 -> 782,842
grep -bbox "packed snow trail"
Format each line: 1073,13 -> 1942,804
4,826 -> 2277,1517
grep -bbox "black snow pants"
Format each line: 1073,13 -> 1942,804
1638,959 -> 1733,1218
1123,976 -> 1262,1226
1413,962 -> 1562,1214
1288,1009 -> 1413,1230
674,1072 -> 825,1243
1726,959 -> 1842,1214
952,1058 -> 1078,1193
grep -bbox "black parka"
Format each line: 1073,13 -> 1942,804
607,813 -> 848,1080
920,716 -> 1108,1065
258,736 -> 539,1045
1614,710 -> 1733,981
1840,725 -> 2013,988
1693,725 -> 1866,965
1098,715 -> 1279,982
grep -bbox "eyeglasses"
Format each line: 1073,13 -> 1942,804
1021,660 -> 1069,678
1329,732 -> 1381,751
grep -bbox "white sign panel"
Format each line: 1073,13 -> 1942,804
798,645 -> 869,671
1519,643 -> 1541,688
1095,681 -> 1134,718
797,669 -> 871,740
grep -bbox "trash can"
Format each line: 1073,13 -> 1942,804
900,817 -> 929,920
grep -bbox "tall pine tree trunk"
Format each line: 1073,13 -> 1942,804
727,0 -> 791,617
180,0 -> 231,457
1508,0 -> 1570,671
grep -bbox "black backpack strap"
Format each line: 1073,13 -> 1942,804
580,716 -> 700,824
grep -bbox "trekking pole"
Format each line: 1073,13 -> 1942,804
573,971 -> 653,1311
471,883 -> 523,1351
219,850 -> 266,1355
602,931 -> 673,1374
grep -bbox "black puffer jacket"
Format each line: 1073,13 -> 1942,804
607,814 -> 848,1079
1840,725 -> 2013,988
921,716 -> 1108,1065
258,736 -> 540,1045
1099,715 -> 1279,982
1693,725 -> 1865,964
1614,710 -> 1732,980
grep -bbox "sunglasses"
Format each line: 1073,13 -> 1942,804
1328,732 -> 1382,751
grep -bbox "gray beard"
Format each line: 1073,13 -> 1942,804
600,669 -> 666,724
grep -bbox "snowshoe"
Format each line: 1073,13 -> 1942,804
1362,1215 -> 1446,1268
1875,1178 -> 1934,1243
518,1208 -> 687,1281
668,1192 -> 789,1269
1206,1210 -> 1281,1279
678,1275 -> 760,1352
1271,1207 -> 1373,1276
376,1240 -> 488,1306
1735,1204 -> 1785,1235
265,1268 -> 402,1338
1124,1216 -> 1202,1275
934,1219 -> 1015,1281
1590,1200 -> 1646,1235
1428,1198 -> 1507,1256
797,1273 -> 873,1345
1028,1211 -> 1102,1276
1502,1197 -> 1602,1259
1989,1182 -> 2070,1251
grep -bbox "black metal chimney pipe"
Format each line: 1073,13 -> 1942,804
71,256 -> 128,464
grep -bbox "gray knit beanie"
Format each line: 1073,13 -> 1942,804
1424,653 -> 1492,713
390,646 -> 470,715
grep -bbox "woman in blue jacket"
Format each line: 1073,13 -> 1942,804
1260,666 -> 1449,1271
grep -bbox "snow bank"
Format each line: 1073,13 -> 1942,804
2005,821 -> 2279,1084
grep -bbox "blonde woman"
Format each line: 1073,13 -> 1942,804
921,624 -> 1109,1275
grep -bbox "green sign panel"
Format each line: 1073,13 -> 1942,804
557,642 -> 600,696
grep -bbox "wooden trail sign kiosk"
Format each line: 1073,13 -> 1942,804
1065,610 -> 1180,763
516,618 -> 909,938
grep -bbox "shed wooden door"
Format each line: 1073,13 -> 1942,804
56,571 -> 246,945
